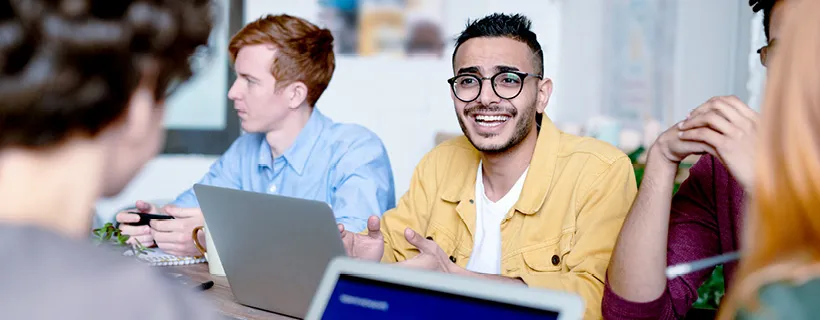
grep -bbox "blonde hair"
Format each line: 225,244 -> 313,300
719,0 -> 820,317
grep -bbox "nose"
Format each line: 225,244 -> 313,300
477,78 -> 501,106
227,79 -> 241,101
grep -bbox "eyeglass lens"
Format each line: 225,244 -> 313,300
451,72 -> 524,102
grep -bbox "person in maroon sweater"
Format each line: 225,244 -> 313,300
602,1 -> 793,319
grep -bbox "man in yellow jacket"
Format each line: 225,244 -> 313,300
339,13 -> 637,319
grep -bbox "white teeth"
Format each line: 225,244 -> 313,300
475,115 -> 510,122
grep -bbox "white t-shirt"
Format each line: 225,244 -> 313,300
465,161 -> 529,274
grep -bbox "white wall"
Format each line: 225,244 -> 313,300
747,12 -> 767,111
557,0 -> 753,128
552,0 -> 603,125
670,0 -> 752,123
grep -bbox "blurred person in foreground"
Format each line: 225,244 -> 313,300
338,13 -> 637,319
603,1 -> 795,318
116,14 -> 395,257
718,0 -> 820,318
0,0 -> 220,319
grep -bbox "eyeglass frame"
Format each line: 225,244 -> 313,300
756,38 -> 776,67
446,71 -> 543,103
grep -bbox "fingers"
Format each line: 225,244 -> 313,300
126,233 -> 155,246
115,212 -> 140,224
152,229 -> 189,246
159,204 -> 178,214
687,96 -> 756,130
669,137 -> 719,159
678,111 -> 736,136
150,219 -> 184,233
135,200 -> 156,213
119,223 -> 150,236
688,98 -> 744,125
403,228 -> 435,253
164,206 -> 201,218
678,127 -> 726,150
366,216 -> 382,239
719,95 -> 759,120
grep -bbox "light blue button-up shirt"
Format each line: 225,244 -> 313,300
171,108 -> 396,232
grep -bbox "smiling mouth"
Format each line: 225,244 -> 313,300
473,114 -> 511,127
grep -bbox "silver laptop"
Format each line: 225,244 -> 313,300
305,257 -> 585,320
194,184 -> 346,319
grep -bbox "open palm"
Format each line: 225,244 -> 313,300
339,216 -> 384,261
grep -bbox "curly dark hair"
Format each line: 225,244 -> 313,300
749,0 -> 779,40
453,13 -> 543,76
0,0 -> 214,149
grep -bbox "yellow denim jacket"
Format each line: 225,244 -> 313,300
379,118 -> 637,319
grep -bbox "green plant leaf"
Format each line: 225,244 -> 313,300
693,265 -> 725,309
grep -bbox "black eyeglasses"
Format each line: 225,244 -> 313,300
757,39 -> 776,67
447,71 -> 542,102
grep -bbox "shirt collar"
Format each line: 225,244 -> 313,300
441,116 -> 561,215
256,108 -> 328,175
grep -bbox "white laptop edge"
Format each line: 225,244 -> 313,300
304,257 -> 584,320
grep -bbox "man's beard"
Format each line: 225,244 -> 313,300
456,103 -> 536,154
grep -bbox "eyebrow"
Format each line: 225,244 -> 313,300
456,65 -> 522,76
496,65 -> 521,73
238,72 -> 260,82
456,66 -> 480,75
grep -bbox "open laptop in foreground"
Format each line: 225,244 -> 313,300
305,257 -> 585,320
193,184 -> 345,319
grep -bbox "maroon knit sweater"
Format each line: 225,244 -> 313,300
602,155 -> 746,319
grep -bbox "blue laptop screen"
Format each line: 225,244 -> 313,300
320,274 -> 560,319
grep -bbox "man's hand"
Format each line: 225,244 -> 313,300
650,123 -> 717,165
394,228 -> 460,274
395,228 -> 524,285
115,200 -> 160,246
339,216 -> 384,261
678,95 -> 758,190
150,207 -> 204,257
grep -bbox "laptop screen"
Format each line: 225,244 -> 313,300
320,274 -> 560,319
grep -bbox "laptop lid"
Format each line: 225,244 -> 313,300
305,257 -> 585,320
193,184 -> 345,319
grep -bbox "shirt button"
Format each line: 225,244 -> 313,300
469,199 -> 474,204
268,185 -> 277,193
551,255 -> 560,266
449,256 -> 457,263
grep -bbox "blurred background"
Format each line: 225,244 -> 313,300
95,0 -> 764,227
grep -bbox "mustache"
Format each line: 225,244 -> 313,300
463,105 -> 518,117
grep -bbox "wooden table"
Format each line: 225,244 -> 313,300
164,264 -> 294,320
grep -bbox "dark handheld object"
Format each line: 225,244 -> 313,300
195,281 -> 214,291
126,211 -> 175,226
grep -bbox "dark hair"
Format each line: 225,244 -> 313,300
229,14 -> 335,107
0,0 -> 214,149
452,13 -> 543,75
750,0 -> 779,40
